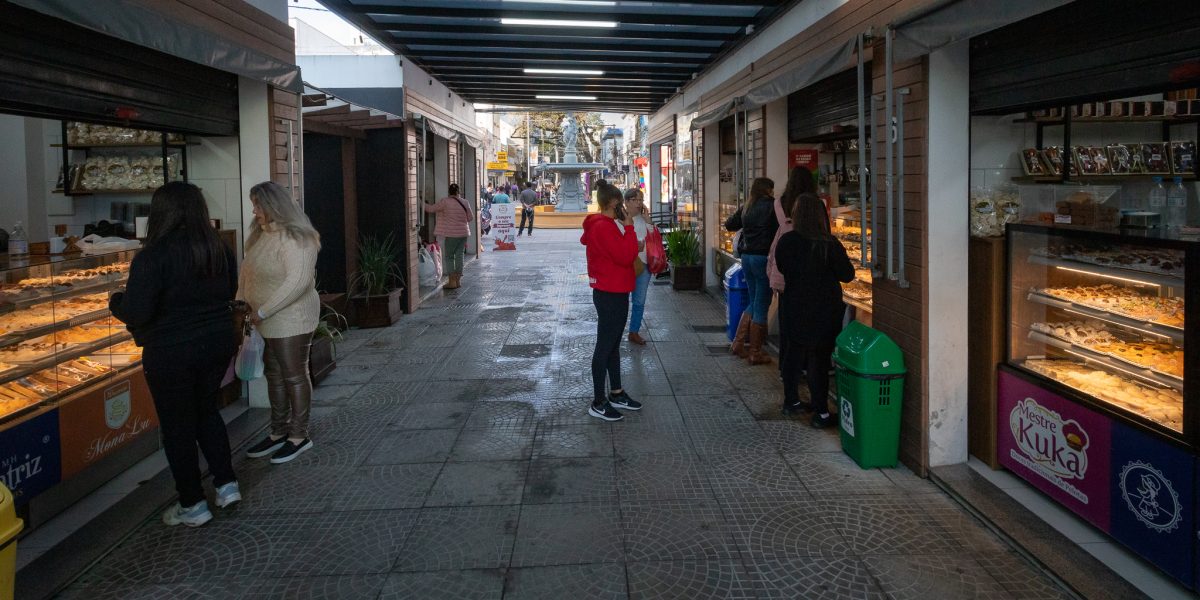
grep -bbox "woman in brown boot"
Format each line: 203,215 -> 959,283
724,178 -> 779,365
424,183 -> 473,289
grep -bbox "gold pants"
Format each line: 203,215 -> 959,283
264,332 -> 313,439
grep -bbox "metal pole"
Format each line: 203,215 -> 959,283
884,28 -> 895,281
526,113 -> 531,183
897,88 -> 911,289
856,32 -> 869,269
870,94 -> 882,278
285,120 -> 295,200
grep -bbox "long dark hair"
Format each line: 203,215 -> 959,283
791,193 -> 832,239
749,177 -> 774,202
145,181 -> 227,277
780,166 -> 816,219
596,181 -> 623,210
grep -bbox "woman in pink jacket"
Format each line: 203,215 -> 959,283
424,183 -> 474,289
767,166 -> 817,381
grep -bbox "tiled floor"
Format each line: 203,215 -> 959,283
54,230 -> 1073,599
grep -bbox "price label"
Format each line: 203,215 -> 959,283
1054,214 -> 1072,224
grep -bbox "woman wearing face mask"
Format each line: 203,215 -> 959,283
624,188 -> 652,346
580,181 -> 642,421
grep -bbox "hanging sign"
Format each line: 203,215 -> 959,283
789,149 -> 819,170
486,162 -> 509,171
496,151 -> 508,162
491,203 -> 517,250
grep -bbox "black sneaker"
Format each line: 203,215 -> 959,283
270,439 -> 313,464
608,391 -> 642,411
246,435 -> 285,458
811,413 -> 837,429
588,402 -> 624,421
781,401 -> 810,416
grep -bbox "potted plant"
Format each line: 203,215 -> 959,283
665,228 -> 703,291
310,303 -> 346,384
349,233 -> 406,328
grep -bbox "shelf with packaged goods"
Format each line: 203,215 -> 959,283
52,142 -> 191,149
1012,174 -> 1195,184
51,188 -> 156,196
1026,254 -> 1182,289
1026,291 -> 1184,344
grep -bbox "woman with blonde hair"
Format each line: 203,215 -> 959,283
239,181 -> 322,464
624,187 -> 652,345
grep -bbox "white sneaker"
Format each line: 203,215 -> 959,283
162,500 -> 212,527
215,481 -> 242,508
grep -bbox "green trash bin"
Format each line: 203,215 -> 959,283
833,321 -> 906,468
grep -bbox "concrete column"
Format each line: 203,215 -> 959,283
237,77 -> 272,409
926,41 -> 971,467
703,125 -> 721,288
765,98 -> 790,191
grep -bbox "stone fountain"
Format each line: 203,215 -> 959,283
537,112 -> 603,212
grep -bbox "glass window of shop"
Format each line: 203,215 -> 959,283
714,109 -> 765,277
675,111 -> 699,230
658,143 -> 673,210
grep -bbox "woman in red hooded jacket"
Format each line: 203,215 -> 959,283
580,181 -> 642,421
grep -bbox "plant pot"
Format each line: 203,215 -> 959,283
350,288 -> 404,328
309,334 -> 336,385
671,265 -> 704,291
319,292 -> 348,327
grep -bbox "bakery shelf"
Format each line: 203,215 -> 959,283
53,142 -> 189,148
0,309 -> 114,348
0,275 -> 126,316
52,188 -> 156,196
1027,254 -> 1183,287
1012,173 -> 1194,184
843,294 -> 873,314
1013,114 -> 1200,125
1026,291 -> 1184,343
0,331 -> 132,387
1027,330 -> 1182,392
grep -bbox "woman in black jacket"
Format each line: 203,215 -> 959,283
774,194 -> 854,427
724,177 -> 779,365
109,182 -> 241,526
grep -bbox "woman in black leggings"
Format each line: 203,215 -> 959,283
579,181 -> 642,421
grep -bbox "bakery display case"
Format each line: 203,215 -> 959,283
1006,223 -> 1195,442
833,219 -> 873,319
0,250 -> 143,424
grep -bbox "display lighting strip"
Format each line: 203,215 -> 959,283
524,68 -> 605,75
1060,307 -> 1178,342
536,95 -> 598,100
501,18 -> 618,27
1054,265 -> 1160,288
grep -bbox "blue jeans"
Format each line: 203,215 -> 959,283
629,268 -> 651,333
740,254 -> 771,325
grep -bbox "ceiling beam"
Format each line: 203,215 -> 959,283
380,23 -> 741,39
354,5 -> 757,27
387,35 -> 724,54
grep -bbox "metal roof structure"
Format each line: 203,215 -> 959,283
318,0 -> 786,113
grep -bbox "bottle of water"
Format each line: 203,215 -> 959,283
7,222 -> 28,257
1148,177 -> 1167,225
1167,176 -> 1188,231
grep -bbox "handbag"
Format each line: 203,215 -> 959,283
633,257 -> 646,277
235,324 -> 265,381
645,227 -> 667,274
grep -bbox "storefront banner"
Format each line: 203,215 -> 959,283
0,410 -> 61,506
1108,422 -> 1195,587
789,149 -> 819,170
59,374 -> 157,480
997,371 -> 1112,530
491,203 -> 516,251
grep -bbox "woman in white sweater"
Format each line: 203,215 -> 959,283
238,182 -> 322,464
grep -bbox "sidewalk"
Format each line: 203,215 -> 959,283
53,229 -> 1072,599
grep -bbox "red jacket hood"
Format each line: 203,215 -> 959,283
580,213 -> 613,246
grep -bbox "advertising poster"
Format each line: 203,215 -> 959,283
997,370 -> 1112,530
789,148 -> 819,170
491,202 -> 516,251
59,373 -> 157,480
0,410 -> 61,505
1109,422 -> 1195,587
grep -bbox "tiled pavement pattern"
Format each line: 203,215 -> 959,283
59,230 -> 1073,599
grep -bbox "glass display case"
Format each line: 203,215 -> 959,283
0,250 -> 143,424
1006,224 -> 1195,441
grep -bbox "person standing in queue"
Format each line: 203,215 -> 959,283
109,181 -> 241,526
724,177 -> 779,365
581,181 -> 642,421
424,183 -> 473,290
774,194 -> 855,427
768,166 -> 817,380
240,181 -> 322,464
624,188 -> 651,346
518,181 -> 537,237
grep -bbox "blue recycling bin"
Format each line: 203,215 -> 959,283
724,264 -> 749,341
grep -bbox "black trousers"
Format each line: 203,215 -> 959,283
519,208 -> 535,235
143,334 -> 238,507
592,289 -> 629,405
781,338 -> 835,413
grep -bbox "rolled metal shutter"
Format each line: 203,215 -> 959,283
787,67 -> 868,142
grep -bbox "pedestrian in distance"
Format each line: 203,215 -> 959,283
624,188 -> 651,346
768,166 -> 817,380
424,183 -> 473,290
724,177 -> 779,365
774,194 -> 855,427
518,181 -> 537,236
109,181 -> 241,527
581,181 -> 643,421
240,181 -> 322,464
492,185 -> 511,204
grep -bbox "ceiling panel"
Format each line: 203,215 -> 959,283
319,0 -> 787,112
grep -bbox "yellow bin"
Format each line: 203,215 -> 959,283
0,484 -> 21,600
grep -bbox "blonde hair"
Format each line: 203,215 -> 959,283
246,181 -> 321,250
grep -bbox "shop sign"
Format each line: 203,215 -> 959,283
789,149 -> 819,170
59,374 -> 157,480
496,151 -> 508,162
490,202 -> 516,251
0,410 -> 61,505
997,371 -> 1111,530
486,161 -> 509,171
529,146 -> 539,166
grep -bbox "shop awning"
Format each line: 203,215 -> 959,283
409,109 -> 484,149
12,0 -> 302,92
302,84 -> 404,131
741,38 -> 857,112
691,99 -> 740,131
890,0 -> 1072,62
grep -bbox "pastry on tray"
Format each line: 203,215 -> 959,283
1024,358 -> 1182,430
1091,340 -> 1184,378
1039,284 -> 1184,328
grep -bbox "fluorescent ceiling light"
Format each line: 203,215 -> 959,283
525,68 -> 605,75
537,94 -> 597,100
503,0 -> 616,5
501,18 -> 618,28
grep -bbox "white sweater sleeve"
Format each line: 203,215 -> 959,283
256,238 -> 318,320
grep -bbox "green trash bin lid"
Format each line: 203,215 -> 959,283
833,321 -> 906,376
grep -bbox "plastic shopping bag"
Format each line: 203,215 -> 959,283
418,245 -> 439,289
427,242 -> 443,281
645,227 -> 668,274
235,327 -> 265,381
